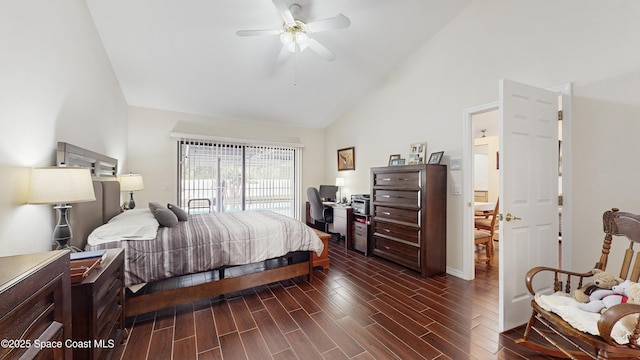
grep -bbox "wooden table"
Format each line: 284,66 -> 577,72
474,201 -> 495,213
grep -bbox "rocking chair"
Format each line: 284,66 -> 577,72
517,208 -> 640,359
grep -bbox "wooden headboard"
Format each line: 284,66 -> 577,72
57,142 -> 118,177
57,142 -> 122,249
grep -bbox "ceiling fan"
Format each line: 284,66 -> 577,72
236,0 -> 350,63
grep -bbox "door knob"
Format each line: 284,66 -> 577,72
505,213 -> 521,222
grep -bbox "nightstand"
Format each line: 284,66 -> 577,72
71,248 -> 125,360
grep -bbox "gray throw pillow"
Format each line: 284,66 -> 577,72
148,202 -> 162,212
152,206 -> 179,227
167,203 -> 188,221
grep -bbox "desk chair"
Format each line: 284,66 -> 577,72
307,187 -> 340,241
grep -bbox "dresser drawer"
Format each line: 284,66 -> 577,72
373,171 -> 420,187
0,251 -> 71,360
373,206 -> 420,224
373,220 -> 420,246
372,236 -> 420,271
373,189 -> 420,207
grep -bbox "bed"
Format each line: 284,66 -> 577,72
59,142 -> 324,318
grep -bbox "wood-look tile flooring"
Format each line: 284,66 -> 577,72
113,240 -> 552,359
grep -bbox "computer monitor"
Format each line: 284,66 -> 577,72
318,185 -> 338,202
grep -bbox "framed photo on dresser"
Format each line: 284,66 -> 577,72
428,151 -> 444,164
409,142 -> 426,164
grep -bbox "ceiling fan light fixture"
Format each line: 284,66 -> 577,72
280,27 -> 309,53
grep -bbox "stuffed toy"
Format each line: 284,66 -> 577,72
577,279 -> 633,313
573,269 -> 624,303
618,282 -> 640,330
628,282 -> 640,304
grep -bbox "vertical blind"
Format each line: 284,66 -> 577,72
176,136 -> 302,219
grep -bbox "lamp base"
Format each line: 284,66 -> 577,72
53,204 -> 75,252
128,191 -> 136,209
55,239 -> 76,252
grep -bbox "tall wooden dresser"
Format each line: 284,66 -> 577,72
370,164 -> 447,277
0,250 -> 72,360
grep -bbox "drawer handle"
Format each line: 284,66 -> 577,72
384,228 -> 390,232
384,246 -> 390,250
382,212 -> 391,215
381,178 -> 391,181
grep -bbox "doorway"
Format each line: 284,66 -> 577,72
462,81 -> 572,331
473,110 -> 499,268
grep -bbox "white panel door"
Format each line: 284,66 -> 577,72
499,79 -> 559,331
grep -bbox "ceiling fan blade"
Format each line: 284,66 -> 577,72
306,14 -> 350,33
272,0 -> 296,26
276,45 -> 292,64
307,38 -> 336,61
236,29 -> 281,37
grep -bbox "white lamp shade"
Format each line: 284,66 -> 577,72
118,174 -> 144,191
28,167 -> 96,204
335,177 -> 345,187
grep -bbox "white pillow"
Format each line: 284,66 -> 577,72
87,208 -> 160,245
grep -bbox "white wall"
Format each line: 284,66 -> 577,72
0,0 -> 128,256
325,0 -> 640,273
126,106 -> 325,220
474,135 -> 499,203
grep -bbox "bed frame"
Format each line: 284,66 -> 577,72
58,142 -> 315,318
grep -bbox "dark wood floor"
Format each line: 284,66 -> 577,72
113,240 -> 552,359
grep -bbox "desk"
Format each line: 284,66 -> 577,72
306,202 -> 353,246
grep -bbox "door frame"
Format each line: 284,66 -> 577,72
461,82 -> 573,281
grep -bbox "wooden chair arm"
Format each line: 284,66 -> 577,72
525,266 -> 594,296
598,303 -> 640,347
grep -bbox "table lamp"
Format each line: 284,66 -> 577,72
335,177 -> 345,203
28,167 -> 96,250
117,173 -> 144,209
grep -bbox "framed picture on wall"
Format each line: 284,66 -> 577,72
337,147 -> 355,171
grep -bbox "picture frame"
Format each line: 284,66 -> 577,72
388,154 -> 401,166
390,158 -> 406,166
409,142 -> 427,165
427,151 -> 444,165
337,147 -> 355,171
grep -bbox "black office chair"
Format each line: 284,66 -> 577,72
307,187 -> 340,241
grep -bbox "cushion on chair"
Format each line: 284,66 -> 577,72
475,218 -> 496,229
475,229 -> 491,240
535,293 -> 635,345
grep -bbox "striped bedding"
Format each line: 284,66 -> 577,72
86,210 -> 324,287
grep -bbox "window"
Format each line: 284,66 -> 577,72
177,138 -> 301,219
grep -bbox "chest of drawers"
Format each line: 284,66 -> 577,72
370,164 -> 446,277
0,251 -> 72,360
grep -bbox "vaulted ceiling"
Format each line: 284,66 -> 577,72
86,0 -> 471,128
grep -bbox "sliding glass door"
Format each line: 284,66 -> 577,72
177,139 -> 300,218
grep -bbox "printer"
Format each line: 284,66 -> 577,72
351,194 -> 370,215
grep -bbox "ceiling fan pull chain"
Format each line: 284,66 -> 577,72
293,45 -> 298,86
